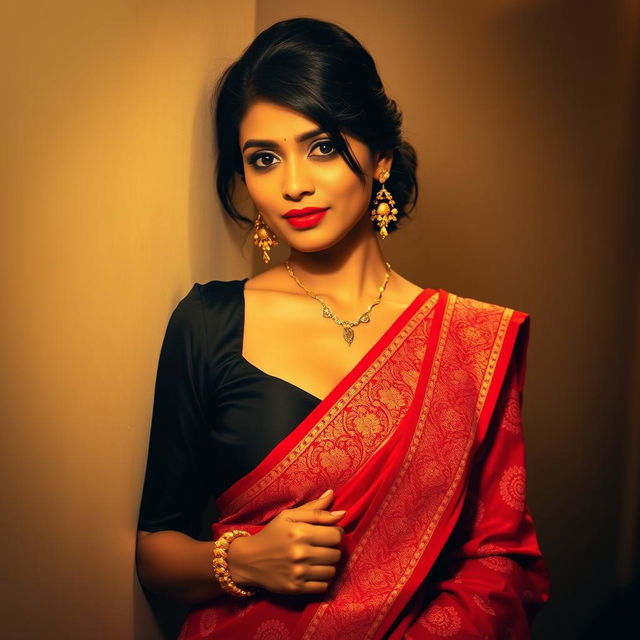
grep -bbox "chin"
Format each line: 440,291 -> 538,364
289,237 -> 340,253
285,226 -> 354,253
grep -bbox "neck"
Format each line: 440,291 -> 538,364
286,215 -> 390,309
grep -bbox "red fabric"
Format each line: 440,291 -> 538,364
178,290 -> 549,640
393,359 -> 549,640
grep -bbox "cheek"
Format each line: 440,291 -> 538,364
244,172 -> 273,209
321,167 -> 371,211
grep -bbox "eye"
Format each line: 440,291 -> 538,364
248,152 -> 280,169
309,139 -> 337,158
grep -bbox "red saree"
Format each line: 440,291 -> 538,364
178,289 -> 550,640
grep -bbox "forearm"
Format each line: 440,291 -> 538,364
136,530 -> 227,604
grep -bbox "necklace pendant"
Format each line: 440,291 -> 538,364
284,259 -> 392,347
343,325 -> 355,346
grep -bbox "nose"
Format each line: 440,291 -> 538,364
281,157 -> 314,201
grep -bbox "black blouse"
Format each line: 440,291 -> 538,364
137,280 -> 322,537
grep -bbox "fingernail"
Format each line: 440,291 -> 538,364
320,489 -> 333,498
331,510 -> 346,517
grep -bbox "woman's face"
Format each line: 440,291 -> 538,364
239,100 -> 390,252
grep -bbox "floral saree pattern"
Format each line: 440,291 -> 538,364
178,289 -> 549,639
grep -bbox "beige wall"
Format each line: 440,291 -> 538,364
255,2 -> 640,639
1,2 -> 638,639
0,1 -> 253,638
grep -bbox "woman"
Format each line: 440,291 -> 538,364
136,17 -> 550,639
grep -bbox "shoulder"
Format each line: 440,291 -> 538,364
172,278 -> 247,314
244,265 -> 297,298
166,278 -> 247,341
193,278 -> 248,310
439,290 -> 531,387
439,290 -> 531,379
439,289 -> 530,331
387,270 -> 423,306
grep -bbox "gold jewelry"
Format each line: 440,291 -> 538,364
253,213 -> 278,264
370,169 -> 398,239
284,260 -> 392,346
212,530 -> 256,598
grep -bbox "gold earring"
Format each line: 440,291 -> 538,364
370,169 -> 397,239
253,213 -> 278,263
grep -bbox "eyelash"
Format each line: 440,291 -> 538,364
247,139 -> 337,170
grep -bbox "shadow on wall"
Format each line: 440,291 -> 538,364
134,494 -> 222,638
579,579 -> 640,639
135,583 -> 188,640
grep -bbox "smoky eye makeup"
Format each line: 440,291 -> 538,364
243,135 -> 338,170
246,151 -> 280,170
308,139 -> 337,158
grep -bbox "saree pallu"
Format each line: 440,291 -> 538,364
179,289 -> 550,640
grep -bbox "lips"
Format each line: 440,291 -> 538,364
282,208 -> 328,230
282,207 -> 328,218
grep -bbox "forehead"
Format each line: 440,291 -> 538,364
239,101 -> 320,144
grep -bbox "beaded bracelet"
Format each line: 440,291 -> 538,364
212,529 -> 256,598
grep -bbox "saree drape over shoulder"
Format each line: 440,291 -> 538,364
178,289 -> 550,640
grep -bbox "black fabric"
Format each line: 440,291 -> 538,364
137,280 -> 321,537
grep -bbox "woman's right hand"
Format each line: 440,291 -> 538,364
226,488 -> 345,595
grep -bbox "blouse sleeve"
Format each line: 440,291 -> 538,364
404,356 -> 550,639
137,284 -> 213,538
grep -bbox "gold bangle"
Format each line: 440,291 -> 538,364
212,530 -> 256,598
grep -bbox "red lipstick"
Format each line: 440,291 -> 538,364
282,207 -> 328,229
283,207 -> 328,218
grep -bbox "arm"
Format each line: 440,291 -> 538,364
137,495 -> 346,604
405,358 -> 550,639
135,287 -> 344,603
136,530 -> 225,603
135,285 -> 222,603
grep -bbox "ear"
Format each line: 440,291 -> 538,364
373,150 -> 394,181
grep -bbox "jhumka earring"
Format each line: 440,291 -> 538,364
370,169 -> 398,239
252,213 -> 278,263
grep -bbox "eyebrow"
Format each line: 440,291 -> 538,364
241,127 -> 326,153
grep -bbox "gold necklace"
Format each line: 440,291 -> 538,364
284,260 -> 392,346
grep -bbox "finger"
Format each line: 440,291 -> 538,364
295,488 -> 334,511
287,508 -> 346,526
308,546 -> 341,565
304,565 -> 337,581
306,525 -> 343,547
300,580 -> 331,595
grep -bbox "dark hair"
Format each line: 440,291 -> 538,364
214,17 -> 417,234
